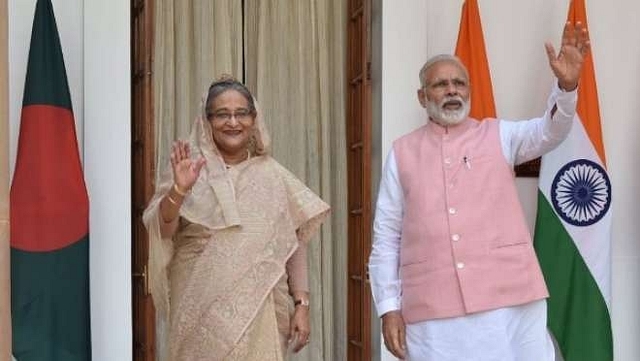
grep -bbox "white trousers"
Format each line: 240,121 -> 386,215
405,299 -> 555,361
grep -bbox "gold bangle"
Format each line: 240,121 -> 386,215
173,183 -> 188,196
166,194 -> 179,206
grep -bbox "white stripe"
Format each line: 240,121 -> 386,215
538,115 -> 612,309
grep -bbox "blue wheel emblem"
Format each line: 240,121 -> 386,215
550,159 -> 611,227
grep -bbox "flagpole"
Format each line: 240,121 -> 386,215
0,0 -> 12,359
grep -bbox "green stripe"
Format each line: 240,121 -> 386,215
534,192 -> 612,361
11,235 -> 91,361
22,0 -> 72,109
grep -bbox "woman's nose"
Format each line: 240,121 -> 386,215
227,115 -> 240,126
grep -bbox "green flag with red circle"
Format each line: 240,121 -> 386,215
10,0 -> 91,360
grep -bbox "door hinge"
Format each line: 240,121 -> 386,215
133,265 -> 149,295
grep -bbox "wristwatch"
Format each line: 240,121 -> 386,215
294,298 -> 310,307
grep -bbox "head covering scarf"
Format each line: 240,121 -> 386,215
179,85 -> 270,227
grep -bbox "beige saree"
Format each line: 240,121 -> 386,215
143,104 -> 329,360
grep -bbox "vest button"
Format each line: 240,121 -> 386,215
456,262 -> 465,269
444,157 -> 452,165
451,234 -> 460,242
448,207 -> 457,215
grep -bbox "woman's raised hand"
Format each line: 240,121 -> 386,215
170,140 -> 206,193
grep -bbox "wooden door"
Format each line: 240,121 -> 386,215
131,0 -> 156,360
346,0 -> 372,359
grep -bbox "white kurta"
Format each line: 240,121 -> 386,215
369,84 -> 576,360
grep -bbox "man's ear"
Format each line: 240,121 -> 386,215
417,88 -> 427,108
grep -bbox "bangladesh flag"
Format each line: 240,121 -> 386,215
10,1 -> 91,360
534,0 -> 613,360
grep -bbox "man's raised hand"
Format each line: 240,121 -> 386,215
545,21 -> 590,91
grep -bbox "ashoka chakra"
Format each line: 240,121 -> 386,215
550,159 -> 611,227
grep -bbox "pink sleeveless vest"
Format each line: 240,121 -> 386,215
393,118 -> 548,323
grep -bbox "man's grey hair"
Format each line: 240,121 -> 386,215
419,54 -> 469,87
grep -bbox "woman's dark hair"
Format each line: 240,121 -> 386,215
205,76 -> 256,117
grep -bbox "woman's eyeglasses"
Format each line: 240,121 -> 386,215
207,108 -> 254,123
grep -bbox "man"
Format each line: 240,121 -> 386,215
368,22 -> 590,360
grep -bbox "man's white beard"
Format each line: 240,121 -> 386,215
426,96 -> 470,126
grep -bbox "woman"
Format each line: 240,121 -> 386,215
143,76 -> 330,360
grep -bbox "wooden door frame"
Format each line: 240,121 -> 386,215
131,0 -> 155,360
346,0 -> 373,359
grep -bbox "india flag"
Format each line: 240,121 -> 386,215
454,0 -> 496,120
533,1 -> 613,360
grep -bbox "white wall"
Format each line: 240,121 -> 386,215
379,0 -> 640,360
8,1 -> 131,360
84,1 -> 131,361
